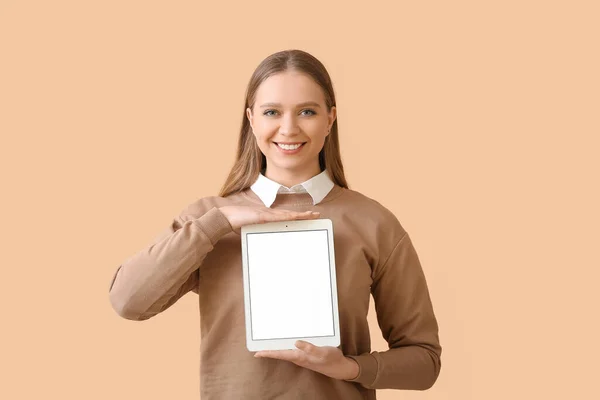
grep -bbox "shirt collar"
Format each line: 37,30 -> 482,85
250,169 -> 335,208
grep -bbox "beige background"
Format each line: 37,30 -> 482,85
1,1 -> 598,399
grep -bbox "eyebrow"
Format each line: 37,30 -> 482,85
259,101 -> 322,108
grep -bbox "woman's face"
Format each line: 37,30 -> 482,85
246,70 -> 336,185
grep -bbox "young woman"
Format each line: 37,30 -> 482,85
109,49 -> 442,399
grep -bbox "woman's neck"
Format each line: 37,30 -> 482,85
264,164 -> 322,188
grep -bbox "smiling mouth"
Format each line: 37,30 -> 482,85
273,142 -> 307,152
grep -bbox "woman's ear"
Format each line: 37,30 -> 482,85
327,106 -> 337,134
246,107 -> 254,131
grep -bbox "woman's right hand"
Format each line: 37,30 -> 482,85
218,206 -> 320,234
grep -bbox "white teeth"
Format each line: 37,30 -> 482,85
277,143 -> 303,150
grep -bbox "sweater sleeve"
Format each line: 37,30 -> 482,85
345,231 -> 442,390
108,206 -> 234,321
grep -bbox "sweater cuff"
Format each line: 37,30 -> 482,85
345,352 -> 378,387
192,207 -> 234,245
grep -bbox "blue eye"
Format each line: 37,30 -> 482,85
262,109 -> 317,116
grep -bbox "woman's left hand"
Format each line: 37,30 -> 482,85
254,340 -> 359,381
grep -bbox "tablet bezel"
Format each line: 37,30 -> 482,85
240,218 -> 340,351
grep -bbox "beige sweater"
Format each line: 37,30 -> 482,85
109,184 -> 442,399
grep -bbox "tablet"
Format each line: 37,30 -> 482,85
240,218 -> 340,351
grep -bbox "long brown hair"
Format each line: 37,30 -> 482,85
218,49 -> 349,198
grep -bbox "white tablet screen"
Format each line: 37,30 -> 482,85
246,229 -> 335,340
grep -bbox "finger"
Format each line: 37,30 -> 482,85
272,210 -> 315,217
295,340 -> 323,356
254,349 -> 304,363
270,210 -> 319,220
258,211 -> 291,223
295,212 -> 320,220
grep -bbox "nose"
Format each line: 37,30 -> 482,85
278,113 -> 300,135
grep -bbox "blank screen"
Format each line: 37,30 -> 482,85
246,229 -> 335,340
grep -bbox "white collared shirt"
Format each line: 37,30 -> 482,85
250,169 -> 335,208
